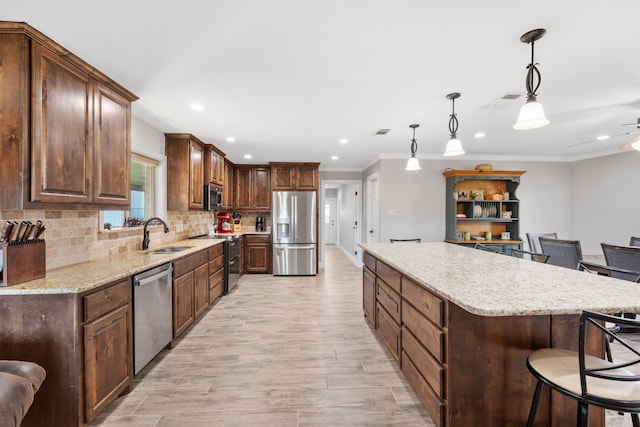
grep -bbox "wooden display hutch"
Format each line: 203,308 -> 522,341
443,170 -> 525,252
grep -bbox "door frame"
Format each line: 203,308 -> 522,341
319,178 -> 364,270
324,197 -> 337,245
366,172 -> 380,244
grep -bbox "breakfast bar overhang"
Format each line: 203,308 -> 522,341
360,242 -> 640,427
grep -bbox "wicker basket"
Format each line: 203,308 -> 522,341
475,163 -> 493,172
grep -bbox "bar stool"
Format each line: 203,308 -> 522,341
525,311 -> 640,427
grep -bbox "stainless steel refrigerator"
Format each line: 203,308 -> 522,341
272,191 -> 316,275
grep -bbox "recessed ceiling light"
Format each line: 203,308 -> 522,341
596,135 -> 610,141
190,103 -> 205,111
339,138 -> 348,144
225,137 -> 236,143
243,154 -> 252,159
474,132 -> 486,138
331,156 -> 339,160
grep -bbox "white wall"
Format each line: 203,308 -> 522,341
364,158 -> 574,251
571,151 -> 640,254
131,117 -> 167,219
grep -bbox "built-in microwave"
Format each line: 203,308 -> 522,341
204,185 -> 223,210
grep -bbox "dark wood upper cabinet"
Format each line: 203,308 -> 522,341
165,133 -> 206,211
0,22 -> 137,209
204,145 -> 225,187
270,162 -> 319,191
223,159 -> 234,209
234,165 -> 271,211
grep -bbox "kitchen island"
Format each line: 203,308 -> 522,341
0,238 -> 225,427
361,242 -> 640,427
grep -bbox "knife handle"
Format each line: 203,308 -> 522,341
9,221 -> 20,242
1,221 -> 12,242
34,225 -> 46,239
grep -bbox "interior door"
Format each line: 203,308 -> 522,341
324,198 -> 337,245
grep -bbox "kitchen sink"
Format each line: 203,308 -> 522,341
147,246 -> 193,254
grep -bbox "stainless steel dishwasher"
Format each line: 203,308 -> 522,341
133,262 -> 173,374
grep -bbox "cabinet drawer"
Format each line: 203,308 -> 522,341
173,249 -> 209,277
376,302 -> 400,363
402,276 -> 444,327
209,274 -> 224,304
363,251 -> 376,273
402,299 -> 445,363
208,255 -> 224,273
208,243 -> 223,259
402,326 -> 444,399
84,279 -> 131,323
245,234 -> 270,244
377,278 -> 401,324
377,261 -> 401,294
402,350 -> 445,427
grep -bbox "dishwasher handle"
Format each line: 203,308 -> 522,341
134,264 -> 173,287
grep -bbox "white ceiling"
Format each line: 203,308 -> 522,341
4,1 -> 639,169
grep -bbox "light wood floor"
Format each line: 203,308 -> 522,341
91,245 -> 636,426
91,245 -> 433,426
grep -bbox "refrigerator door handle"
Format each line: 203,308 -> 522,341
292,195 -> 297,243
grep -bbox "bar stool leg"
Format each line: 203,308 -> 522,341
577,401 -> 589,427
526,380 -> 544,427
632,413 -> 640,427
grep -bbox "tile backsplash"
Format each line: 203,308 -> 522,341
0,210 -> 218,270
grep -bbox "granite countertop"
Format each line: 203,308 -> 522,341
0,239 -> 225,295
360,242 -> 640,317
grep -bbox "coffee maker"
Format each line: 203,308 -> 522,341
255,216 -> 265,232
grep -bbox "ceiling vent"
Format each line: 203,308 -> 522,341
484,93 -> 522,108
375,129 -> 390,135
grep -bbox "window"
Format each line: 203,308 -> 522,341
100,153 -> 158,230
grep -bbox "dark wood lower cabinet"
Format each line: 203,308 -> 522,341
84,303 -> 133,420
0,278 -> 133,426
245,234 -> 271,273
172,248 -> 210,339
362,251 -> 604,427
362,266 -> 376,324
193,263 -> 209,318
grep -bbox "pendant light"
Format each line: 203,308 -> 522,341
513,28 -> 550,130
405,124 -> 421,171
444,93 -> 465,156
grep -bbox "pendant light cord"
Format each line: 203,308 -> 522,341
410,127 -> 418,156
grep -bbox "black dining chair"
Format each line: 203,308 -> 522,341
526,310 -> 640,427
539,237 -> 583,269
389,238 -> 421,243
473,243 -> 499,253
526,232 -> 558,254
630,236 -> 640,247
509,248 -> 550,263
601,243 -> 640,282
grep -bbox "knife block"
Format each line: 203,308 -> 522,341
0,240 -> 46,286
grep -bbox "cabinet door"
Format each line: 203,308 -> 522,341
93,83 -> 131,206
32,43 -> 93,204
271,165 -> 296,190
252,167 -> 271,210
193,263 -> 209,319
189,139 -> 204,209
295,165 -> 318,190
84,303 -> 133,421
245,243 -> 271,273
234,167 -> 252,209
173,272 -> 194,337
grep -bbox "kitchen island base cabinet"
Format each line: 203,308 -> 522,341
363,251 -> 604,427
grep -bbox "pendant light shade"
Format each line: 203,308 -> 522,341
514,28 -> 550,130
444,138 -> 465,156
405,124 -> 421,171
443,93 -> 465,156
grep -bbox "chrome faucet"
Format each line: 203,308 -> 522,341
142,217 -> 170,250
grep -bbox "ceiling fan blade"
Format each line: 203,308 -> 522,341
619,134 -> 640,150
